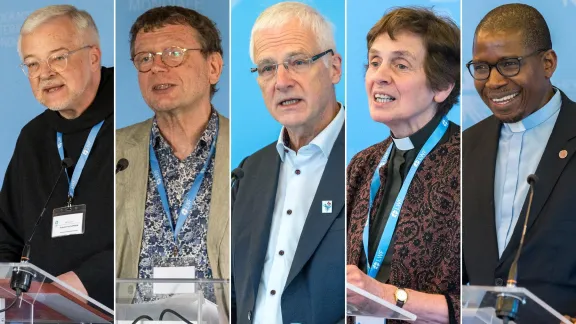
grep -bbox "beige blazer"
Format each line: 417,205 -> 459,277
115,114 -> 230,319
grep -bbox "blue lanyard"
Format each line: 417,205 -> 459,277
363,116 -> 449,278
149,122 -> 218,243
57,120 -> 105,204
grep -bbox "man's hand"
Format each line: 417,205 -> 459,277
55,271 -> 88,304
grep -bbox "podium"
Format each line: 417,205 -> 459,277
462,285 -> 572,324
0,262 -> 113,323
346,282 -> 416,323
116,278 -> 228,324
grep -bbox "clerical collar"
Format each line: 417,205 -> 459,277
391,112 -> 444,151
504,88 -> 561,133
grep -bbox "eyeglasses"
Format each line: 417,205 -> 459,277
466,48 -> 549,81
131,46 -> 203,72
250,49 -> 334,80
19,45 -> 93,78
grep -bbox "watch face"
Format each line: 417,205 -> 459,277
396,289 -> 408,301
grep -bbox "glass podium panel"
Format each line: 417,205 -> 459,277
0,262 -> 113,323
462,285 -> 571,324
347,282 -> 416,322
116,278 -> 228,324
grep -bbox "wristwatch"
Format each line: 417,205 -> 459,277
394,288 -> 408,308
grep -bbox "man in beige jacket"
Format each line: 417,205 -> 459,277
115,6 -> 229,322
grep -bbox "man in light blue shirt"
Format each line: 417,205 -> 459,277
231,2 -> 345,324
463,3 -> 576,322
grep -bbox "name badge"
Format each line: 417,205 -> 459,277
52,204 -> 86,238
153,266 -> 196,295
355,316 -> 383,324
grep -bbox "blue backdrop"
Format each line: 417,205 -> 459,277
231,0 -> 345,168
347,0 -> 461,163
0,1 -> 113,183
462,0 -> 576,130
115,0 -> 230,129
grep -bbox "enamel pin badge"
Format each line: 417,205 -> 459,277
322,200 -> 332,213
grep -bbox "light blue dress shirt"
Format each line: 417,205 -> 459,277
494,89 -> 562,256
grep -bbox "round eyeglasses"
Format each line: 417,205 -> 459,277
19,45 -> 93,78
131,46 -> 202,72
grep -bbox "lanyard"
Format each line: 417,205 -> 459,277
57,120 -> 104,205
149,122 -> 218,243
363,116 -> 449,278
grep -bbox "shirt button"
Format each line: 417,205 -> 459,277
270,290 -> 276,295
287,209 -> 292,215
284,149 -> 288,153
495,278 -> 504,286
279,250 -> 284,256
295,169 -> 301,175
248,311 -> 252,321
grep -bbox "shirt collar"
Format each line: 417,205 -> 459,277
391,112 -> 443,151
276,103 -> 344,161
151,108 -> 219,154
504,88 -> 562,133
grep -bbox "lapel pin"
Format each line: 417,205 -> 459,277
559,150 -> 568,159
322,200 -> 332,213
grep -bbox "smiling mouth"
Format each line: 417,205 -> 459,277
374,93 -> 396,103
490,92 -> 520,105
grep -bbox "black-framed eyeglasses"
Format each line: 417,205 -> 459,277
250,49 -> 334,80
131,46 -> 203,72
19,45 -> 93,78
466,48 -> 549,81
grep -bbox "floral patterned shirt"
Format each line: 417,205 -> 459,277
135,110 -> 218,303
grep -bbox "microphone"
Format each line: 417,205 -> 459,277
231,168 -> 244,188
9,158 -> 75,298
116,158 -> 129,174
496,174 -> 539,323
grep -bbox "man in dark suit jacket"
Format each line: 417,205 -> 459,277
463,4 -> 576,323
231,2 -> 345,324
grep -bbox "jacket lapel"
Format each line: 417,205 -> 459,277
466,116 -> 501,266
244,146 -> 282,299
284,125 -> 345,288
500,92 -> 576,264
207,115 -> 230,279
117,119 -> 152,278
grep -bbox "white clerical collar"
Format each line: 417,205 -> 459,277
392,136 -> 414,150
504,88 -> 562,133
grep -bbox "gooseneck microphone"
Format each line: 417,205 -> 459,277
231,168 -> 244,188
496,174 -> 539,323
116,158 -> 129,174
7,158 -> 75,309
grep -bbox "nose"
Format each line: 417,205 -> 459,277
275,63 -> 295,92
150,54 -> 168,74
37,60 -> 55,79
485,66 -> 508,89
371,63 -> 392,85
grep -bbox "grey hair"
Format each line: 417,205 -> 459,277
18,5 -> 100,58
249,1 -> 336,66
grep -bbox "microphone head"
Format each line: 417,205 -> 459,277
61,158 -> 75,168
527,174 -> 539,185
117,158 -> 129,171
231,168 -> 245,180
